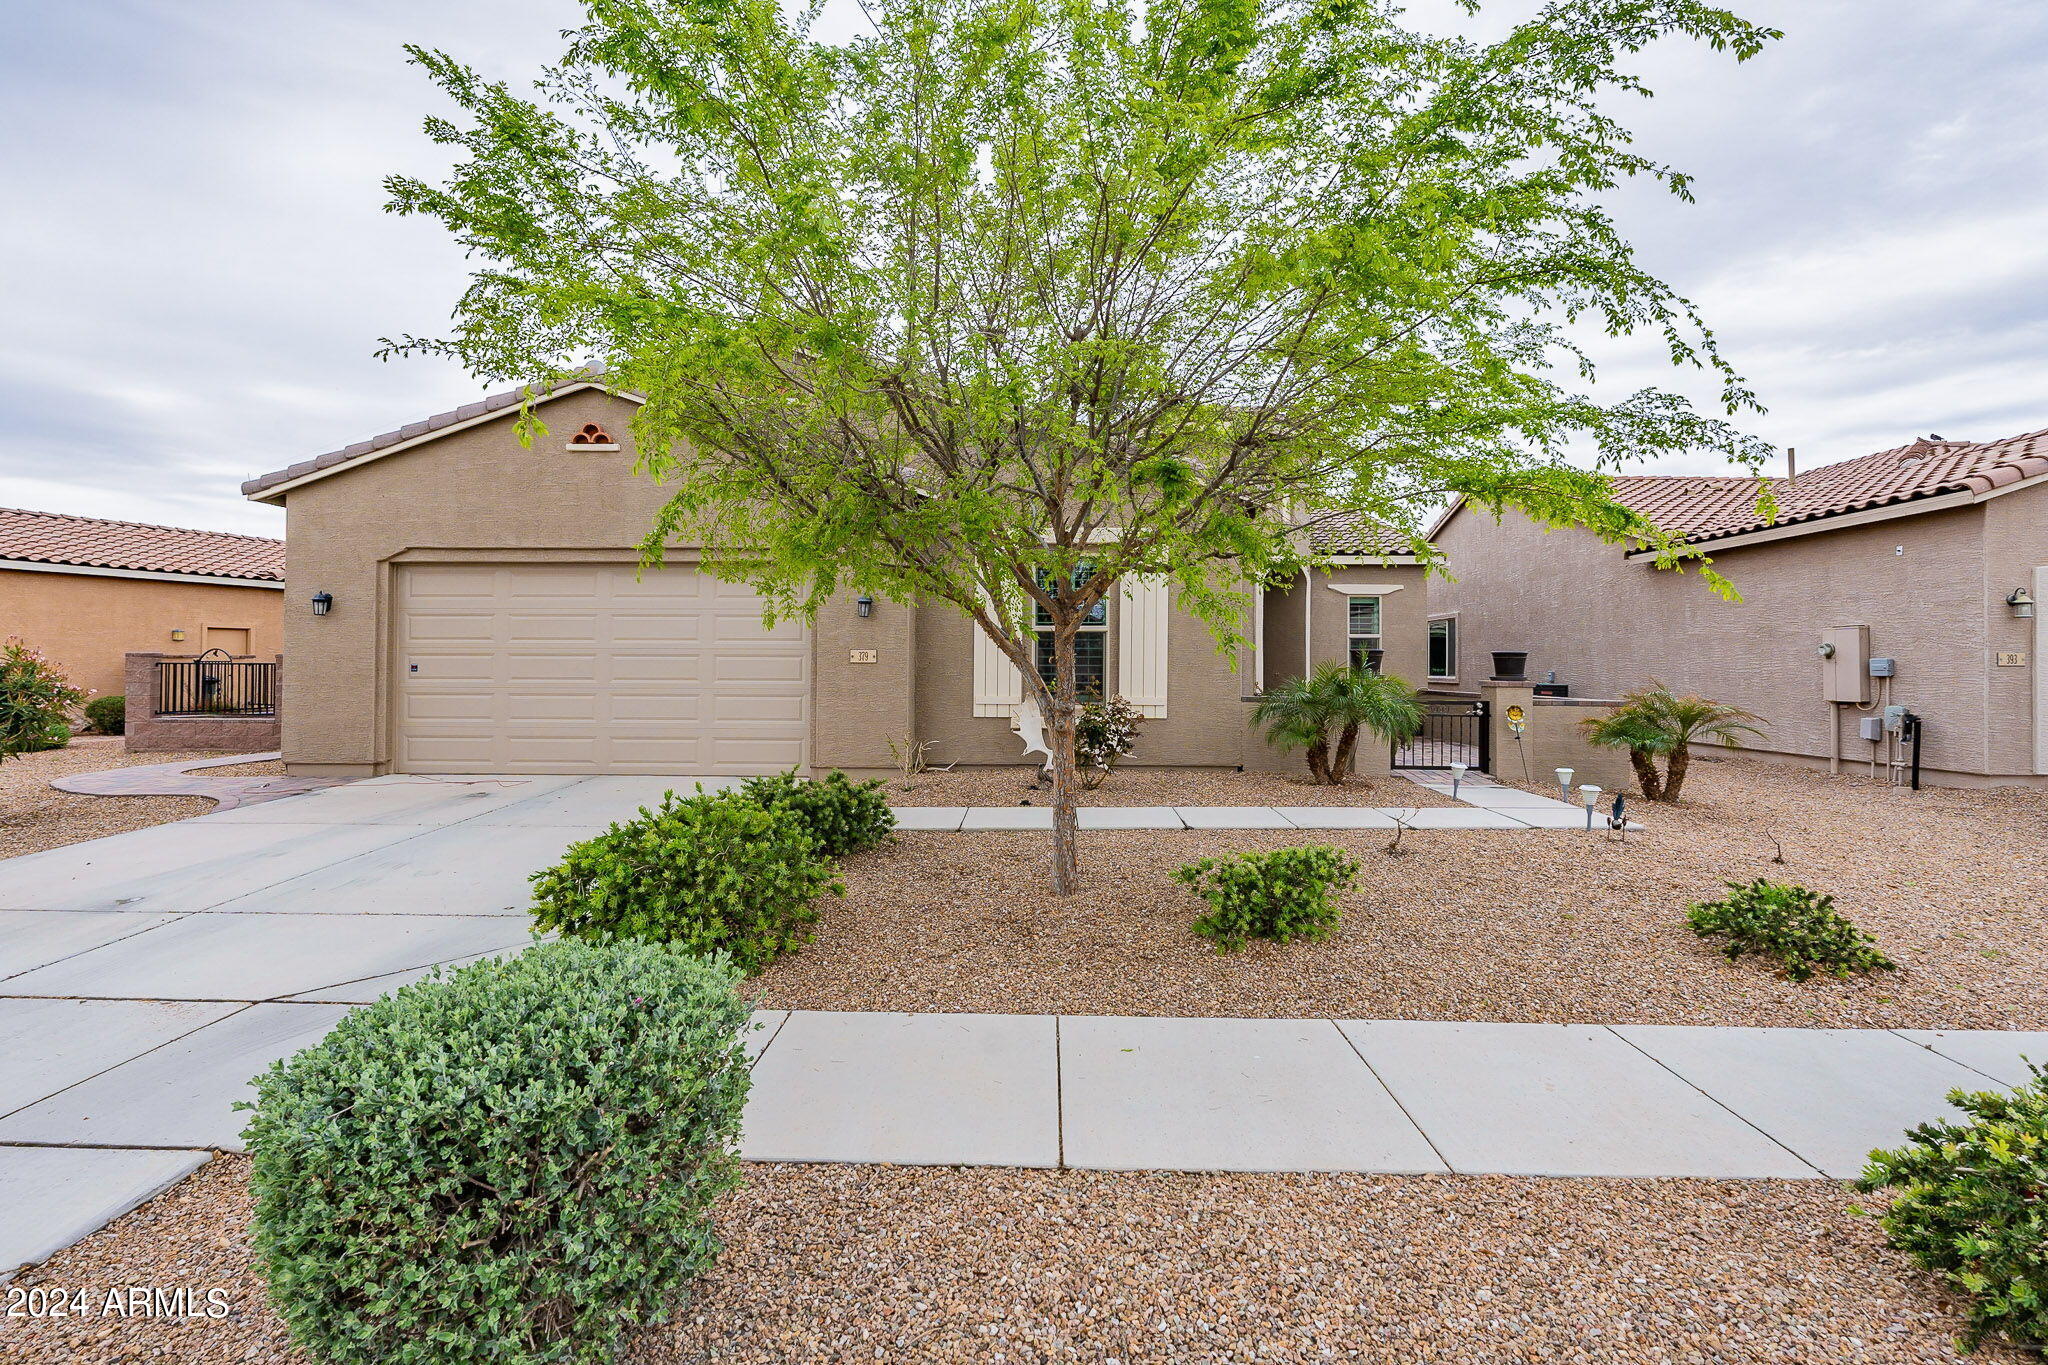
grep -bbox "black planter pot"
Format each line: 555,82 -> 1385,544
1491,650 -> 1529,680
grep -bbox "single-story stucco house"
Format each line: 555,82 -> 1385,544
243,380 -> 1434,778
0,507 -> 284,706
1427,428 -> 2048,788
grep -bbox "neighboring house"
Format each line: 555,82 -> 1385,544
0,507 -> 285,706
243,380 -> 1430,777
1428,430 -> 2048,788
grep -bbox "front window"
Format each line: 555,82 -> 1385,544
1347,596 -> 1382,672
1428,617 -> 1457,680
1034,563 -> 1108,700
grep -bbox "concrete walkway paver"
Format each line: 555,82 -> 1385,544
1060,1016 -> 1445,1173
1898,1029 -> 2048,1087
1615,1025 -> 1985,1178
0,1003 -> 350,1150
0,910 -> 183,980
201,822 -> 602,917
742,1010 -> 1060,1167
49,752 -> 345,810
3,912 -> 532,1001
1337,1020 -> 1818,1178
0,999 -> 242,1117
0,1148 -> 209,1284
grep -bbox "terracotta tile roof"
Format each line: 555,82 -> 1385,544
0,507 -> 285,582
1613,427 -> 2048,544
1304,511 -> 1423,556
242,366 -> 612,500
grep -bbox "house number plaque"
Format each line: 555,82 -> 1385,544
849,649 -> 878,664
1996,651 -> 2027,667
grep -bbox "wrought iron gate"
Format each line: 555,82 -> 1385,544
1392,698 -> 1490,772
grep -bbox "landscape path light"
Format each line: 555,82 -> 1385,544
1448,761 -> 1468,801
1555,767 -> 1574,803
1579,783 -> 1602,831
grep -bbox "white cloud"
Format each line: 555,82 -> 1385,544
0,0 -> 2043,534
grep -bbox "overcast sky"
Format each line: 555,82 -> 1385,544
3,0 -> 2044,538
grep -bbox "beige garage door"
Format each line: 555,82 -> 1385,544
393,562 -> 808,774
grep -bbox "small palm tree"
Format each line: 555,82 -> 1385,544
1581,680 -> 1766,802
1253,662 -> 1423,785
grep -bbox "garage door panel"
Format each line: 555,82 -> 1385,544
395,563 -> 808,775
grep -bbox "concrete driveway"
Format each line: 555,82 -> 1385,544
0,772 -> 739,1277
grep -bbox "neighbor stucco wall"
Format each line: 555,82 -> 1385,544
0,567 -> 282,708
1429,490 -> 2048,782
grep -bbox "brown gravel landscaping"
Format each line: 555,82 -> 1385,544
0,739 -> 224,858
753,756 -> 2048,1028
8,1155 -> 2018,1365
885,764 -> 1461,806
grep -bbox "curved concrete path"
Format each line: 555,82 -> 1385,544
49,751 -> 351,811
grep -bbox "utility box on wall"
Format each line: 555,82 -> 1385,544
1821,625 -> 1871,704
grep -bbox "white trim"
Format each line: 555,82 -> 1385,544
1325,580 -> 1406,594
1426,612 -> 1459,683
245,382 -> 647,504
1325,554 -> 1424,565
0,558 -> 285,590
2034,563 -> 2047,776
564,442 -> 620,452
1116,575 -> 1170,717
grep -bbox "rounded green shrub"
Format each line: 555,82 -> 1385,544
530,789 -> 841,972
83,695 -> 125,735
1857,1065 -> 2048,1352
1177,845 -> 1359,953
738,768 -> 895,857
242,940 -> 753,1365
1685,879 -> 1894,982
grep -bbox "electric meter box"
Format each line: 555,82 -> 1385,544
1822,625 -> 1871,703
1883,705 -> 1908,730
1868,657 -> 1897,678
1858,716 -> 1886,742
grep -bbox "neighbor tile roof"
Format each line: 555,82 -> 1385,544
242,366 -> 610,499
0,507 -> 285,581
1612,427 -> 2048,544
1305,511 -> 1424,556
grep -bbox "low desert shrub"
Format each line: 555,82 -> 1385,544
1856,1064 -> 2048,1352
1178,845 -> 1359,953
1685,879 -> 1894,981
738,768 -> 895,857
530,789 -> 840,972
83,694 -> 125,735
1075,696 -> 1145,789
242,940 -> 752,1365
1,638 -> 84,761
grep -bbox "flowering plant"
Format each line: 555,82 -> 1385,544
1,638 -> 84,762
1075,695 -> 1145,790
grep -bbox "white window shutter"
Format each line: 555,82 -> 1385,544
1117,575 -> 1170,718
971,602 -> 1026,718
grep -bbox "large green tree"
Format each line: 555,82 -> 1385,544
387,0 -> 1776,891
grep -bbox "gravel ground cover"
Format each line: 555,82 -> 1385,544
755,757 -> 2048,1026
0,740 -> 223,858
884,765 -> 1461,806
8,1156 -> 2015,1364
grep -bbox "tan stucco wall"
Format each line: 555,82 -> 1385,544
275,388 -> 1289,775
1429,488 -> 2048,782
910,584 -> 1258,770
0,567 -> 282,708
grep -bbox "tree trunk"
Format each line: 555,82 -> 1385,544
1046,627 -> 1082,894
1628,747 -> 1664,802
1330,723 -> 1361,785
1662,744 -> 1691,803
1305,737 -> 1332,784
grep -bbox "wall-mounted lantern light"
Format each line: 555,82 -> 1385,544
2009,588 -> 2036,619
169,628 -> 186,643
856,594 -> 874,619
311,592 -> 334,617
